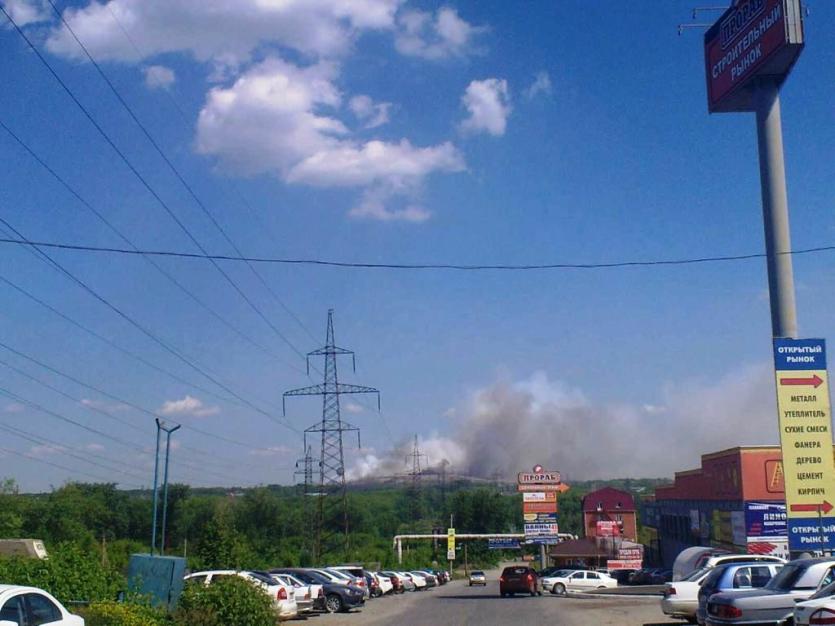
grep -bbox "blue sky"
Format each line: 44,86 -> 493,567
0,0 -> 833,491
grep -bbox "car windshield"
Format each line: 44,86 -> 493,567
547,570 -> 570,578
683,566 -> 711,582
808,579 -> 835,600
765,564 -> 805,591
700,566 -> 726,590
247,572 -> 276,585
472,571 -> 484,576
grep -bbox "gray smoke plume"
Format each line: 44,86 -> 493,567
349,365 -> 779,481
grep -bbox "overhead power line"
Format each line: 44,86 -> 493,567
0,235 -> 832,271
0,445 -> 142,488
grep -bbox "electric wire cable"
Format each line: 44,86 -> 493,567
0,215 -> 301,436
0,445 -> 142,488
0,235 -> 829,271
0,357 -> 261,483
0,117 -> 304,375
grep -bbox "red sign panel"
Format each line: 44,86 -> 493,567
523,501 -> 558,514
704,0 -> 804,113
607,559 -> 643,570
596,521 -> 620,537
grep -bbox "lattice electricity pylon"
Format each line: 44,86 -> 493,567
294,445 -> 317,557
283,309 -> 380,561
405,434 -> 428,524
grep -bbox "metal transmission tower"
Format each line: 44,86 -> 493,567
405,435 -> 428,524
294,445 -> 317,559
283,309 -> 380,561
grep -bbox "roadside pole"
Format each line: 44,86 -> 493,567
150,420 -> 162,555
755,78 -> 798,340
539,543 -> 547,571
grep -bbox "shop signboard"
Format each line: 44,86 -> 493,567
747,537 -> 790,560
773,338 -> 835,551
607,559 -> 643,570
447,528 -> 455,560
596,521 -> 620,538
704,0 -> 804,112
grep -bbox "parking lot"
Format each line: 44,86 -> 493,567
320,569 -> 680,626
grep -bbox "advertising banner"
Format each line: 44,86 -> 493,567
447,528 -> 455,561
745,501 -> 787,538
747,537 -> 790,560
524,522 -> 559,537
596,521 -> 620,537
607,559 -> 643,570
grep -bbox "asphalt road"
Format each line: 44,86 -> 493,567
316,575 -> 682,626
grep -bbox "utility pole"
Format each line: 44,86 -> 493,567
405,435 -> 428,525
150,418 -> 180,555
284,310 -> 380,562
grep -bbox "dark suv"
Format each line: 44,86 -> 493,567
499,566 -> 541,597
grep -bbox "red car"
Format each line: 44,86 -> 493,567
499,566 -> 542,597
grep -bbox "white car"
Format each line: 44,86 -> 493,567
542,569 -> 618,594
0,585 -> 84,625
660,566 -> 714,622
185,570 -> 298,621
271,573 -> 317,614
794,580 -> 835,625
401,572 -> 427,589
374,573 -> 394,596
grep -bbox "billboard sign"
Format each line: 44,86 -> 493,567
745,501 -> 787,538
596,521 -> 620,537
773,338 -> 835,551
517,467 -> 561,485
747,537 -> 790,560
704,0 -> 804,113
488,538 -> 521,549
523,501 -> 558,514
517,483 -> 570,493
524,522 -> 559,537
607,559 -> 643,570
523,492 -> 557,502
447,528 -> 455,561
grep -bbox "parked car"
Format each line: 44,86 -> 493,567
411,571 -> 437,588
325,567 -> 368,597
673,548 -> 785,581
630,568 -> 666,585
185,570 -> 298,621
499,566 -> 541,597
401,572 -> 427,590
542,569 -> 618,595
650,569 -> 674,584
373,572 -> 394,596
609,569 -> 639,585
695,562 -> 782,625
469,570 -> 487,586
661,566 -> 716,622
270,568 -> 365,614
792,579 -> 835,626
706,558 -> 835,626
0,585 -> 84,625
266,572 -> 318,614
433,570 -> 449,585
381,571 -> 410,593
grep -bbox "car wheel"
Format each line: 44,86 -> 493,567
325,594 -> 344,613
597,585 -> 606,589
469,582 -> 472,587
554,583 -> 566,596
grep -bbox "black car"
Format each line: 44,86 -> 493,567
270,568 -> 365,613
609,569 -> 638,585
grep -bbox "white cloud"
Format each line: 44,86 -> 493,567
524,71 -> 552,100
249,445 -> 293,457
349,94 -> 391,129
344,402 -> 364,414
459,78 -> 511,136
159,394 -> 219,418
45,0 -> 403,64
196,57 -> 464,220
3,403 -> 24,414
80,398 -> 129,412
2,0 -> 49,26
143,64 -> 175,90
85,443 -> 105,452
395,6 -> 483,60
29,444 -> 65,458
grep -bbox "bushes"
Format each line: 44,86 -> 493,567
0,543 -> 123,604
78,601 -> 168,626
176,577 -> 276,626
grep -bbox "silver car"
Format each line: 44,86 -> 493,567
706,558 -> 835,626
